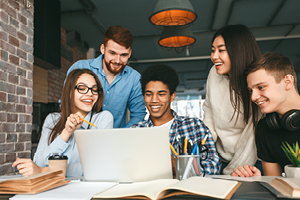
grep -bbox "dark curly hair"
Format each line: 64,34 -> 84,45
141,64 -> 179,95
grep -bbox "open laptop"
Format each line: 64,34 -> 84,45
74,127 -> 173,182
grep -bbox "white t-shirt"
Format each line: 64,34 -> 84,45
155,118 -> 174,131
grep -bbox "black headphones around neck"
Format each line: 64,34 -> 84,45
265,109 -> 300,131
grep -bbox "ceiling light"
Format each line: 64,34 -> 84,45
158,27 -> 195,52
149,0 -> 197,28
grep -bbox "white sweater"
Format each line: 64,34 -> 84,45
203,66 -> 257,174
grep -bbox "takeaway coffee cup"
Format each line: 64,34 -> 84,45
48,154 -> 68,178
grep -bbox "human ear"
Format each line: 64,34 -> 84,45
284,74 -> 294,90
100,44 -> 105,55
128,48 -> 132,58
170,92 -> 176,102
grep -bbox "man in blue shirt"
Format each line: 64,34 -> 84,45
67,25 -> 146,128
132,64 -> 221,175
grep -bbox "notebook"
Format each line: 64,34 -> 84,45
74,127 -> 173,183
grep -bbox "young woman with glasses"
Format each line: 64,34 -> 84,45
12,69 -> 113,177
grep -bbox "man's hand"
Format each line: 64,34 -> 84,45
12,157 -> 48,176
231,164 -> 261,177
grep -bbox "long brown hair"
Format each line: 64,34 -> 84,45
48,69 -> 104,143
212,24 -> 261,125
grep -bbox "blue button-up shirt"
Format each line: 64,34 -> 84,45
67,54 -> 146,128
33,111 -> 113,177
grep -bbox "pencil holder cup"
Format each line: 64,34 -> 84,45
176,155 -> 202,180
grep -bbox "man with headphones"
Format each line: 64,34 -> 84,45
231,52 -> 300,177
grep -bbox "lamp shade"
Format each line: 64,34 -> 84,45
159,27 -> 195,48
150,0 -> 197,28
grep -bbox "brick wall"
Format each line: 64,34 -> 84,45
0,0 -> 34,175
47,27 -> 87,103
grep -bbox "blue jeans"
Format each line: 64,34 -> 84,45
220,160 -> 264,175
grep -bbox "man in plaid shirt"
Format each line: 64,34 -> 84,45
132,64 -> 221,175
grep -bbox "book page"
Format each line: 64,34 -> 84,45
11,181 -> 117,199
161,177 -> 239,199
94,179 -> 178,199
207,174 -> 280,183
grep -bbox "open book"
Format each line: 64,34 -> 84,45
261,177 -> 300,198
0,170 -> 70,194
94,176 -> 241,200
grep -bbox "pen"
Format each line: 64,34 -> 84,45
169,143 -> 178,156
188,139 -> 193,154
176,135 -> 182,148
175,135 -> 182,155
191,143 -> 198,155
79,117 -> 97,128
181,136 -> 185,155
182,157 -> 193,179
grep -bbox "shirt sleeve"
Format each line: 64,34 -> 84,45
255,122 -> 277,163
33,113 -> 69,167
124,72 -> 146,128
195,119 -> 221,175
66,60 -> 88,76
202,73 -> 218,142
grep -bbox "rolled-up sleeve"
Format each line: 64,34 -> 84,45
195,120 -> 221,175
33,113 -> 69,167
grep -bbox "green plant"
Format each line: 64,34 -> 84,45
282,141 -> 300,167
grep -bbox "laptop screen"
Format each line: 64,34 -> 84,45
74,127 -> 173,182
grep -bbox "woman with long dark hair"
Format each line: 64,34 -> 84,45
13,69 -> 113,177
203,24 -> 262,174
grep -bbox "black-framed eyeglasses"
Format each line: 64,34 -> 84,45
74,85 -> 103,95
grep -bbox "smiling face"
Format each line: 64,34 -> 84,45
211,35 -> 232,76
101,39 -> 132,75
74,73 -> 99,117
247,69 -> 288,115
144,81 -> 175,126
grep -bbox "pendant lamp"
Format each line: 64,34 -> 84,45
158,27 -> 196,53
149,0 -> 197,29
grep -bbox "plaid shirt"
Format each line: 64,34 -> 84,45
132,110 -> 221,175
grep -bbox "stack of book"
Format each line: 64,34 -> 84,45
0,170 -> 70,194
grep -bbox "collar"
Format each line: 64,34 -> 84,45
145,109 -> 179,127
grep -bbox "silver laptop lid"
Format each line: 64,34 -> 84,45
74,127 -> 172,182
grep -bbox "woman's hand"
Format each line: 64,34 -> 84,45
60,112 -> 84,142
12,157 -> 49,176
231,164 -> 261,177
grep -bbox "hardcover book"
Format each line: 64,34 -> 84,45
0,170 -> 70,194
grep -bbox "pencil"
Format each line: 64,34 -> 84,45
169,143 -> 178,156
79,117 -> 96,127
201,135 -> 208,145
184,137 -> 188,154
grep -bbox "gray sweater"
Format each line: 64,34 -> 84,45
203,66 -> 258,175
